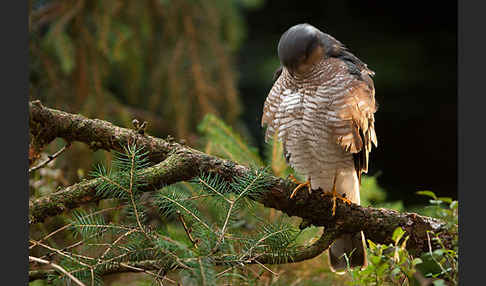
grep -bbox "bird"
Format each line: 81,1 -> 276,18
261,23 -> 378,273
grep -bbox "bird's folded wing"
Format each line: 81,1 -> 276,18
326,73 -> 378,173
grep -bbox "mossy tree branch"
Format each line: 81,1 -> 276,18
29,101 -> 455,257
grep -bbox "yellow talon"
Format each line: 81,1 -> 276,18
289,174 -> 312,199
322,174 -> 353,216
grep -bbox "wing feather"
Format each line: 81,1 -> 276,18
330,70 -> 377,177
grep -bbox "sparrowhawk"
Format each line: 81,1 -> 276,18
261,23 -> 378,272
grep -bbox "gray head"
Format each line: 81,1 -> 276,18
277,23 -> 343,72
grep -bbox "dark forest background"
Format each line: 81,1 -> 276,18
29,0 -> 457,206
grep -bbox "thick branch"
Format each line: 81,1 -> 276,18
29,101 -> 455,256
29,100 -> 176,164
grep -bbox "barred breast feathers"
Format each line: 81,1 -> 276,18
261,71 -> 287,142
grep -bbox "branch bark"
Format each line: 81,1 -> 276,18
29,101 -> 455,257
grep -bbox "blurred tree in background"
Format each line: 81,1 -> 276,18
29,0 -> 259,181
30,0 -> 248,134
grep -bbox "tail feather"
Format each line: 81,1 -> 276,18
329,231 -> 367,273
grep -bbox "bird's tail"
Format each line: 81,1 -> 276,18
328,231 -> 367,273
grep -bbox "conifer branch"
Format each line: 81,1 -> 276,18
29,259 -> 171,282
255,227 -> 340,264
210,172 -> 259,253
160,194 -> 212,231
118,262 -> 177,284
198,257 -> 208,286
29,228 -> 340,282
30,239 -> 94,269
29,101 -> 455,256
51,231 -> 110,262
128,147 -> 147,236
197,177 -> 232,204
239,228 -> 293,261
100,228 -> 138,259
215,201 -> 234,251
30,206 -> 123,250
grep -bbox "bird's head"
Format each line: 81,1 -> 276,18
277,23 -> 343,75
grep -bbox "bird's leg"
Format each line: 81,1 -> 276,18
289,174 -> 312,199
322,173 -> 353,216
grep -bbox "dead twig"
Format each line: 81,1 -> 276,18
177,211 -> 198,249
29,256 -> 86,286
29,142 -> 71,173
119,262 -> 177,284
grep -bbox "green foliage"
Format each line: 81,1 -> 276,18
415,192 -> 459,284
242,220 -> 300,264
347,228 -> 420,286
198,113 -> 263,167
69,209 -> 108,240
416,191 -> 458,230
360,173 -> 404,211
348,191 -> 458,286
91,145 -> 150,200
